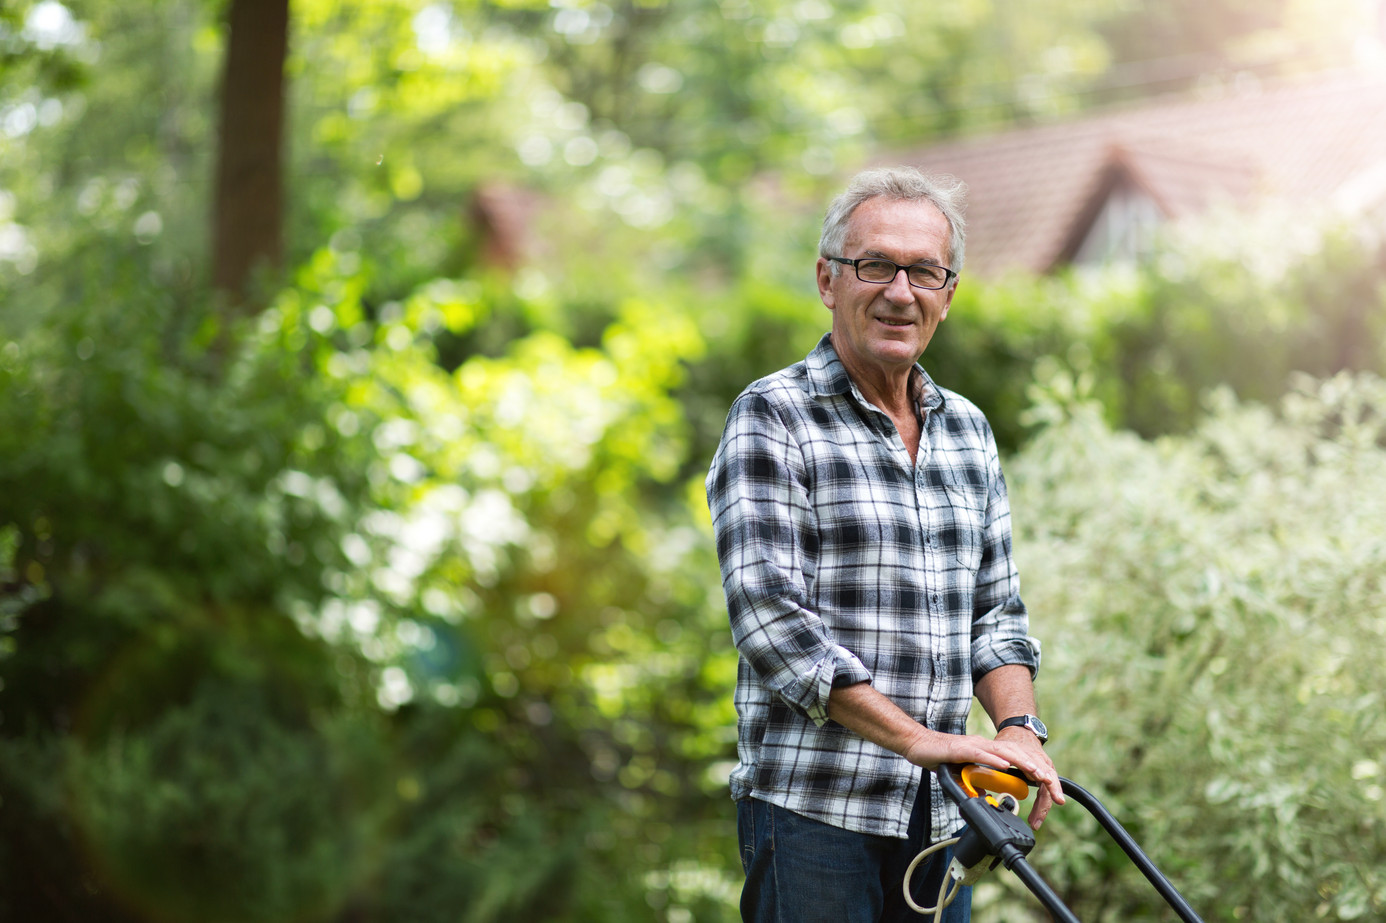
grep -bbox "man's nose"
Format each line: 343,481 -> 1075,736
883,267 -> 915,302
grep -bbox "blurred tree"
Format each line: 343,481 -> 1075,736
212,0 -> 290,302
1091,0 -> 1386,106
0,255 -> 394,919
1093,0 -> 1291,100
0,0 -> 88,92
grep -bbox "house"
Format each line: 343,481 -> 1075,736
886,69 -> 1386,278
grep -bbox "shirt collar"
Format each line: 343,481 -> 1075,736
806,333 -> 946,415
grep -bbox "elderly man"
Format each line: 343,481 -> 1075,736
706,166 -> 1063,923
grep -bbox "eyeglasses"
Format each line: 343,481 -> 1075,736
828,256 -> 957,290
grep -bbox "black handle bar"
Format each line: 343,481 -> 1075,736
938,764 -> 1205,923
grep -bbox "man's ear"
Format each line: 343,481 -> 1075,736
940,280 -> 958,321
816,257 -> 836,311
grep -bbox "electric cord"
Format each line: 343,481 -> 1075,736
902,835 -> 962,920
903,793 -> 1022,919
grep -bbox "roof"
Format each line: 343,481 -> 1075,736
884,69 -> 1386,278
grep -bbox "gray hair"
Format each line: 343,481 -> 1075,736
818,166 -> 967,278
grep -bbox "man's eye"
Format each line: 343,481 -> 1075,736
856,260 -> 896,280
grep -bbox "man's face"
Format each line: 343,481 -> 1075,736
816,197 -> 956,382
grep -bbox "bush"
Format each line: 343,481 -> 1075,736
996,371 -> 1386,922
0,247 -> 393,920
0,249 -> 741,922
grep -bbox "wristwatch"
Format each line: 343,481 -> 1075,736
996,714 -> 1048,745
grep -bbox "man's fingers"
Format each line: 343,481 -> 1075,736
1027,789 -> 1054,830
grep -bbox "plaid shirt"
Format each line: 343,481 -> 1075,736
706,334 -> 1040,840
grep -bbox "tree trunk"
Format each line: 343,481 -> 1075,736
211,0 -> 289,305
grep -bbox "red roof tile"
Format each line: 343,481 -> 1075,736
883,70 -> 1386,277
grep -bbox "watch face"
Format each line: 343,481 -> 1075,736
1028,716 -> 1048,740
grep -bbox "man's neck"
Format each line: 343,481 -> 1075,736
831,335 -> 919,418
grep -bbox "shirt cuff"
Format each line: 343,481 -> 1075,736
972,634 -> 1042,685
785,646 -> 872,727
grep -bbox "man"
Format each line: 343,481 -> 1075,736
706,166 -> 1063,922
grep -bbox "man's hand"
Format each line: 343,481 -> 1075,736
899,724 -> 1064,829
973,664 -> 1064,829
827,681 -> 1064,828
993,724 -> 1061,829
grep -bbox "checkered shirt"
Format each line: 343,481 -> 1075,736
706,334 -> 1040,840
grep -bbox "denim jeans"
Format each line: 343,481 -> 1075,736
737,778 -> 972,923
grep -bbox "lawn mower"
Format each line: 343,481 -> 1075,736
903,763 -> 1205,922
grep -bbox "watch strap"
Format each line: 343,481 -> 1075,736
996,714 -> 1047,743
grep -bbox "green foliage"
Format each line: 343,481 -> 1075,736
911,209 -> 1386,453
0,238 -> 392,918
1094,212 -> 1386,439
7,1 -> 1386,921
0,238 -> 742,920
349,265 -> 741,921
999,371 -> 1386,921
52,685 -> 380,922
0,1 -> 89,95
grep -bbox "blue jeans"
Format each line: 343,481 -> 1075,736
737,778 -> 972,923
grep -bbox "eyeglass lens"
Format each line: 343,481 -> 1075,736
856,259 -> 949,289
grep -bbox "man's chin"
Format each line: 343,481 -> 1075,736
870,338 -> 924,363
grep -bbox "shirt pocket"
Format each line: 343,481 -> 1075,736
942,467 -> 987,571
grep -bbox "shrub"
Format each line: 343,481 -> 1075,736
997,371 -> 1386,922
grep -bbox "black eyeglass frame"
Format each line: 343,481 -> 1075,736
827,256 -> 958,291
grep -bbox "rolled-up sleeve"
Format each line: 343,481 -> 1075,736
707,392 -> 871,725
969,426 -> 1041,684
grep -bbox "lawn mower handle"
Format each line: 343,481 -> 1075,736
939,764 -> 1205,923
